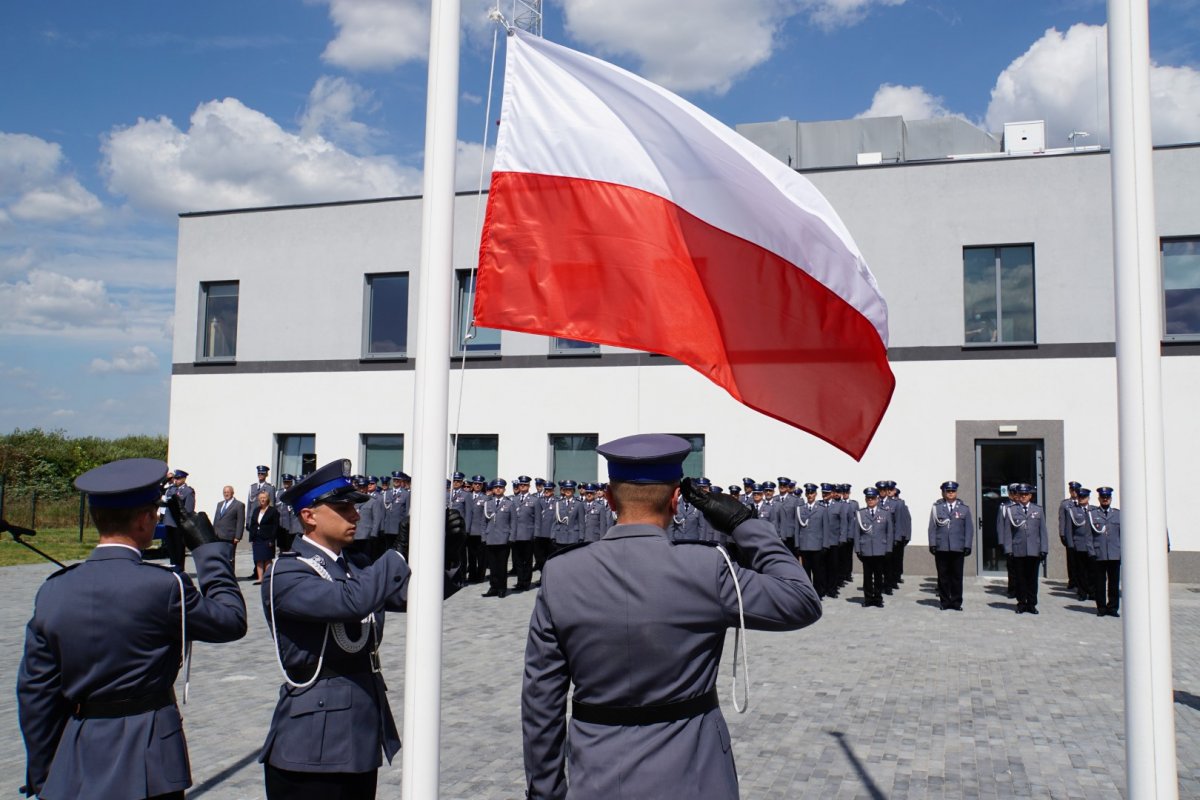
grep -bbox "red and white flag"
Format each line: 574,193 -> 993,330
475,30 -> 894,459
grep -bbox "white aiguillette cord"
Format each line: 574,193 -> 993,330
171,571 -> 191,704
715,544 -> 749,714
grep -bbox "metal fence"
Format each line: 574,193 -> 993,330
0,476 -> 88,532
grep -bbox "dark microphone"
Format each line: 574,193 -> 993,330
1,519 -> 37,537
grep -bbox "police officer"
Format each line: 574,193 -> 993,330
522,434 -> 822,800
796,483 -> 826,597
581,483 -> 613,543
161,468 -> 195,572
928,481 -> 973,611
260,459 -> 464,798
1059,481 -> 1082,592
997,483 -> 1019,599
879,480 -> 911,593
351,475 -> 385,561
482,478 -> 514,597
533,480 -> 557,576
669,480 -> 703,542
465,475 -> 488,582
511,477 -> 539,591
1067,489 -> 1096,602
550,480 -> 582,552
1000,483 -> 1048,614
276,474 -> 302,551
836,484 -> 857,587
854,487 -> 893,607
246,465 -> 276,520
18,458 -> 246,799
1089,487 -> 1122,617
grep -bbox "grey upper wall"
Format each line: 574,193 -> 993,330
173,145 -> 1200,363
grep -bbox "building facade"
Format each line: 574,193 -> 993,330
169,122 -> 1200,580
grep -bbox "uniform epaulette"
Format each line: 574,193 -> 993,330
138,560 -> 178,572
45,563 -> 81,580
545,541 -> 589,561
672,539 -> 719,547
278,550 -> 300,558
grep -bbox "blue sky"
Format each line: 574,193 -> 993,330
1,0 -> 1198,437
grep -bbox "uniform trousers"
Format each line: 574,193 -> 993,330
933,551 -> 965,609
1063,540 -> 1078,589
1090,559 -> 1121,613
265,764 -> 378,800
532,536 -> 553,574
859,554 -> 886,605
885,541 -> 907,588
1010,556 -> 1042,611
1071,549 -> 1092,598
485,543 -> 510,595
840,541 -> 854,582
164,525 -> 185,572
466,536 -> 485,582
797,550 -> 823,596
511,539 -> 534,588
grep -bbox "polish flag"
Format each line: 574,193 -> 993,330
475,30 -> 893,459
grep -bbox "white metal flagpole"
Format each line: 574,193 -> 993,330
402,0 -> 461,795
1106,1 -> 1179,797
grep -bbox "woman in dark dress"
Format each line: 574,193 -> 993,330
248,491 -> 280,584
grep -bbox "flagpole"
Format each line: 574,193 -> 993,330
402,0 -> 461,795
1107,2 -> 1178,797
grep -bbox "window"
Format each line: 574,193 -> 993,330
364,273 -> 409,357
672,434 -> 705,477
362,434 -> 404,477
199,281 -> 239,360
455,270 -> 501,355
550,434 -> 598,483
452,434 -> 499,481
277,434 -> 316,478
552,337 -> 599,354
1163,237 -> 1200,339
963,245 -> 1035,344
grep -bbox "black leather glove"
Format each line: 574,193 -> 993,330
963,548 -> 971,557
681,477 -> 754,534
166,497 -> 219,550
929,546 -> 937,554
445,508 -> 466,570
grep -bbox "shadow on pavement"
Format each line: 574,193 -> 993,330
1174,690 -> 1200,712
828,731 -> 887,800
188,749 -> 261,797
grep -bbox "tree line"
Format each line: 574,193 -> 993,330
0,429 -> 168,527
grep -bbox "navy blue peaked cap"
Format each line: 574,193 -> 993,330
75,458 -> 168,509
281,459 -> 370,512
596,434 -> 691,484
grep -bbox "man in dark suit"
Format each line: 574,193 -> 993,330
18,458 -> 246,799
259,459 -> 464,799
522,434 -> 822,800
212,485 -> 246,571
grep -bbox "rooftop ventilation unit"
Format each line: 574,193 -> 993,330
1003,121 -> 1045,155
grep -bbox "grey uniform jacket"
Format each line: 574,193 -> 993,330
774,494 -> 799,544
260,540 -> 411,773
381,489 -> 404,535
1002,503 -> 1049,558
467,493 -> 488,537
1059,498 -> 1075,547
522,519 -> 822,800
853,508 -> 893,557
483,497 -> 515,545
795,502 -> 826,551
18,543 -> 246,799
550,498 -> 582,545
513,494 -> 540,542
213,497 -> 246,541
580,501 -> 611,543
928,500 -> 973,552
161,483 -> 195,527
669,501 -> 702,541
1087,507 -> 1122,561
883,498 -> 912,543
1066,505 -> 1095,554
353,495 -> 383,542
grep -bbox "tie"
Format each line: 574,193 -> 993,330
221,500 -> 230,517
336,556 -> 350,575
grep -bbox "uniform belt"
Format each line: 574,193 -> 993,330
73,688 -> 176,719
571,688 -> 719,726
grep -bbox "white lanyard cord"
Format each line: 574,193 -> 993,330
171,572 -> 190,704
715,544 -> 749,714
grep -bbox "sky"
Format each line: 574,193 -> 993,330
1,0 -> 1198,438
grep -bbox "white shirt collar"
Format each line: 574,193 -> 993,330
301,535 -> 341,563
96,543 -> 142,556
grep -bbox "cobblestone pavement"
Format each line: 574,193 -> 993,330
1,543 -> 1197,799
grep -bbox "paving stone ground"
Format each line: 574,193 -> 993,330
1,542 -> 1197,799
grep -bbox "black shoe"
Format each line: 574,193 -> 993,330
1108,609 -> 1120,617
481,590 -> 499,597
498,589 -> 508,598
1097,609 -> 1106,617
882,588 -> 893,596
827,590 -> 839,599
1027,607 -> 1039,615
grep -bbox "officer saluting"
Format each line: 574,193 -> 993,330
260,459 -> 465,799
18,458 -> 247,800
522,434 -> 822,799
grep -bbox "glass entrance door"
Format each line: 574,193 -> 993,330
975,440 -> 1044,575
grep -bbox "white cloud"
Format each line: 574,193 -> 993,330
857,83 -> 959,120
102,92 -> 494,215
0,132 -> 102,223
0,269 -> 124,331
89,344 -> 160,374
558,0 -> 905,95
317,0 -> 430,70
102,97 -> 424,215
300,75 -> 379,151
985,23 -> 1200,147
